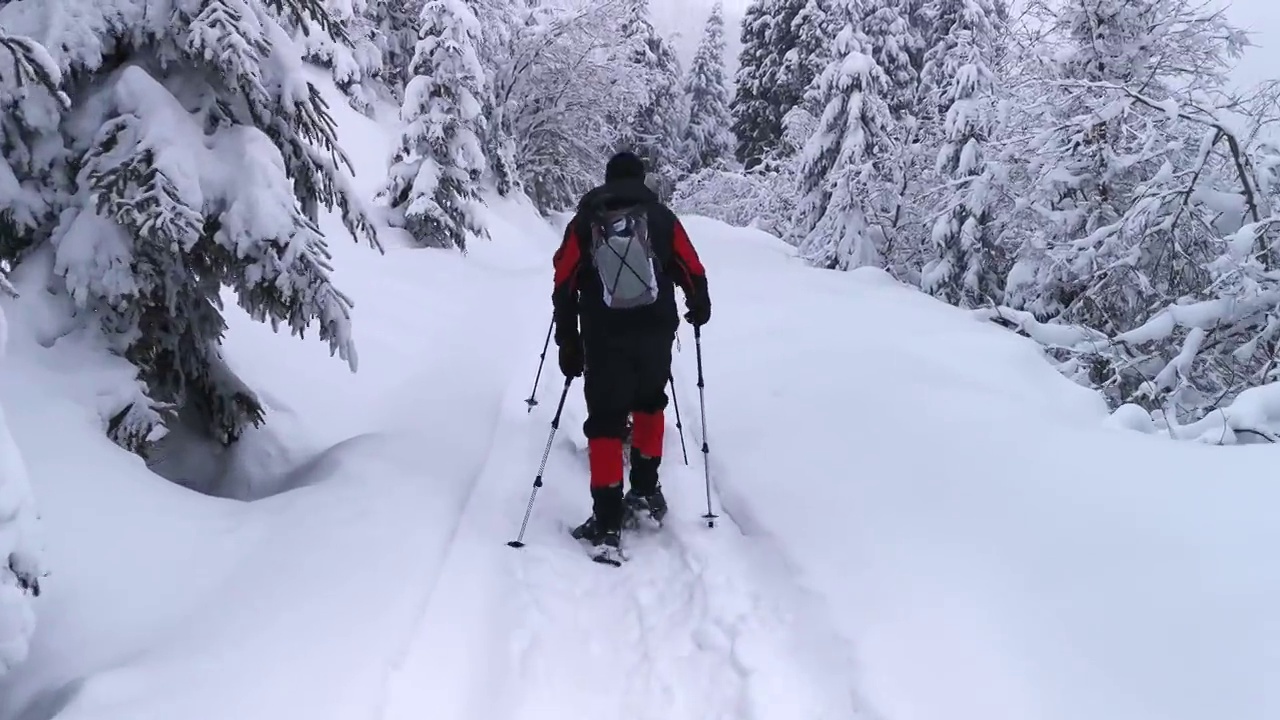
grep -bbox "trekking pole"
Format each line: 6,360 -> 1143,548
668,375 -> 689,465
524,316 -> 554,412
508,377 -> 573,548
693,325 -> 718,527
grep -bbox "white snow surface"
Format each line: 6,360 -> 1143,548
0,69 -> 1276,720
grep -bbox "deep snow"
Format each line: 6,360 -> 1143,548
0,68 -> 1276,720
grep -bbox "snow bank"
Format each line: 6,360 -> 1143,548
672,215 -> 1279,720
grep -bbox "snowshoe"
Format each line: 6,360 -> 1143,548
624,449 -> 666,529
570,515 -> 625,566
624,486 -> 667,529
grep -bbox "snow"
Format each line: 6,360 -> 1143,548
0,292 -> 43,677
0,67 -> 1276,720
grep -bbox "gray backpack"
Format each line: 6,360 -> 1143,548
589,206 -> 660,309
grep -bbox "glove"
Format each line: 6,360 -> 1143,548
558,340 -> 583,378
684,290 -> 711,327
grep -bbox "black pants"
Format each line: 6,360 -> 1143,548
582,329 -> 673,440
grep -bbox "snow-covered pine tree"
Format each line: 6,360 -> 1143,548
0,30 -> 52,677
0,0 -> 380,456
682,1 -> 736,173
380,0 -> 490,250
731,0 -> 837,171
730,0 -> 776,169
856,0 -> 927,269
294,0 -> 385,115
917,0 -> 1007,307
613,0 -> 685,199
793,3 -> 897,269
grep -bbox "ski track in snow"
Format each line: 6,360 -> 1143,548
377,310 -> 868,720
505,441 -> 865,720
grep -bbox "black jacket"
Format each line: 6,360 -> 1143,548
551,178 -> 708,346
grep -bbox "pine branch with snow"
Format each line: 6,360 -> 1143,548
0,31 -> 70,273
293,0 -> 386,115
363,0 -> 422,99
380,0 -> 490,250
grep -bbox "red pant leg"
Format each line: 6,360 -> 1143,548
588,437 -> 624,488
631,411 -> 664,458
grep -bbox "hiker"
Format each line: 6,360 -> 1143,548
551,151 -> 711,557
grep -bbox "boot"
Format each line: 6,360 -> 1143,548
624,448 -> 667,525
571,483 -> 624,560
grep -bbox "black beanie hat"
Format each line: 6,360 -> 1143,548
605,151 -> 646,181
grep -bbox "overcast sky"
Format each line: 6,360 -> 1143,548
1224,0 -> 1280,89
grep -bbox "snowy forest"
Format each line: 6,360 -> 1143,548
2,0 -> 1280,463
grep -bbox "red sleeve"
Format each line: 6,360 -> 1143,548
553,223 -> 581,291
670,218 -> 706,292
551,221 -> 582,344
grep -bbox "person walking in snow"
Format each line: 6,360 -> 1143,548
551,151 -> 711,559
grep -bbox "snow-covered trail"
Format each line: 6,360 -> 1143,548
374,228 -> 868,720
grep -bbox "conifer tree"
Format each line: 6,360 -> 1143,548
615,0 -> 685,196
682,2 -> 736,173
793,4 -> 897,269
917,0 -> 1006,307
730,0 -> 776,169
380,0 -> 490,251
0,0 -> 379,455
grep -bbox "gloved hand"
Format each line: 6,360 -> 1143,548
684,291 -> 711,327
558,340 -> 584,378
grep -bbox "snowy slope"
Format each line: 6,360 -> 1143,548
0,68 -> 1276,720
